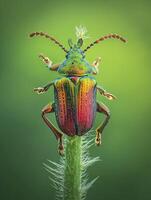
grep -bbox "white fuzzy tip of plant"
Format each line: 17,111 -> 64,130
75,25 -> 89,40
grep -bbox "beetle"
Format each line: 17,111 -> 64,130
30,27 -> 126,155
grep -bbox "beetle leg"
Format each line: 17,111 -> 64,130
95,102 -> 110,145
41,103 -> 64,155
92,57 -> 101,74
39,54 -> 60,71
34,81 -> 54,94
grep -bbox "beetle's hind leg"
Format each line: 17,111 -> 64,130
42,103 -> 64,155
95,102 -> 110,145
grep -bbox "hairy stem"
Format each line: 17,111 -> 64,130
44,131 -> 100,200
64,136 -> 82,200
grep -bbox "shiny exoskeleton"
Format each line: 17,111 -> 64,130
30,28 -> 126,155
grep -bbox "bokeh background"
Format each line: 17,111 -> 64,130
1,0 -> 151,199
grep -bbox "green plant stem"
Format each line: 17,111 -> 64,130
44,132 -> 100,200
64,136 -> 82,200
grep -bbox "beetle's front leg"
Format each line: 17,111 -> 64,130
92,57 -> 101,74
39,54 -> 60,71
42,103 -> 64,155
95,102 -> 110,145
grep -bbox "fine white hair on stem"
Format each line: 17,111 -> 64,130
44,130 -> 100,200
75,25 -> 89,40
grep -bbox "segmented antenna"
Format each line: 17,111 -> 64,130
29,32 -> 68,53
83,33 -> 127,52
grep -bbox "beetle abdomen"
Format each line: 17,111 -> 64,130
54,76 -> 97,136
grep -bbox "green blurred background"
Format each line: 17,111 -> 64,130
0,0 -> 151,199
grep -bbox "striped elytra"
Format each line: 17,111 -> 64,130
54,76 -> 97,136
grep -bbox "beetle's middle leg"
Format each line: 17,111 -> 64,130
95,102 -> 110,145
42,103 -> 64,155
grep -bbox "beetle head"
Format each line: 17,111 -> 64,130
57,38 -> 95,76
57,26 -> 95,76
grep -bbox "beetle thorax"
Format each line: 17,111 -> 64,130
58,46 -> 93,76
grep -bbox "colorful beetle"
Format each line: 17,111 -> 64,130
30,26 -> 126,155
